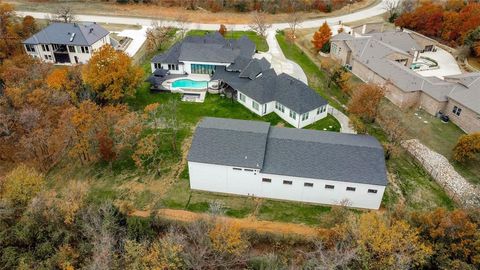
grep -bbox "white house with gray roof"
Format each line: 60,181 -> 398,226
23,22 -> 111,65
150,33 -> 329,128
187,117 -> 387,209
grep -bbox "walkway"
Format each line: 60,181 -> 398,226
132,208 -> 319,237
330,107 -> 356,134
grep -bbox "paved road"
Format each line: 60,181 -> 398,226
17,0 -> 395,30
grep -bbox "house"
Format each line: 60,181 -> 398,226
187,117 -> 387,209
23,22 -> 111,65
330,29 -> 480,133
149,33 -> 329,128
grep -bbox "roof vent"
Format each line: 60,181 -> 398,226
89,28 -> 93,33
69,33 -> 76,42
245,156 -> 248,159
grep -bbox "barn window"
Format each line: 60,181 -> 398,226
244,169 -> 254,172
233,168 -> 241,171
262,178 -> 271,183
283,180 -> 292,185
368,189 -> 378,194
304,182 -> 313,187
325,184 -> 334,189
346,187 -> 356,192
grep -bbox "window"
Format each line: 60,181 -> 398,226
368,189 -> 378,194
244,169 -> 254,172
80,46 -> 89,53
68,45 -> 76,53
25,44 -> 35,52
317,105 -> 326,115
252,101 -> 259,111
44,55 -> 49,60
41,44 -> 50,51
325,184 -> 334,189
289,110 -> 296,120
191,64 -> 215,74
321,106 -> 327,113
301,113 -> 309,121
317,108 -> 320,115
275,102 -> 284,113
346,187 -> 356,192
262,178 -> 271,183
331,43 -> 338,54
239,93 -> 246,102
233,168 -> 242,171
283,180 -> 292,185
304,182 -> 313,187
154,63 -> 161,69
452,106 -> 462,116
168,64 -> 179,71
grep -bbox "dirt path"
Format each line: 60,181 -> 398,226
132,208 -> 319,237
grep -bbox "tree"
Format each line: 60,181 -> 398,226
355,212 -> 432,269
146,22 -> 174,53
453,132 -> 480,162
209,221 -> 248,256
82,45 -> 143,103
218,24 -> 227,37
347,83 -> 385,122
249,10 -> 271,38
311,21 -> 332,53
410,208 -> 480,268
97,129 -> 116,163
1,164 -> 45,205
464,27 -> 480,57
384,0 -> 399,23
287,0 -> 302,40
395,2 -> 444,37
54,5 -> 75,23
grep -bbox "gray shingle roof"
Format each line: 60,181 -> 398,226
152,32 -> 255,65
188,117 -> 388,186
239,58 -> 271,79
237,72 -> 328,114
188,118 -> 270,169
23,22 -> 109,46
446,73 -> 480,114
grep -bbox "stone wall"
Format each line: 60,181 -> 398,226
401,139 -> 480,207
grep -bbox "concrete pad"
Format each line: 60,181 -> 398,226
416,47 -> 462,79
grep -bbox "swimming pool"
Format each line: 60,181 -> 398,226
172,79 -> 209,89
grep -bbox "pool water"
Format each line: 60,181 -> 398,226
172,79 -> 208,89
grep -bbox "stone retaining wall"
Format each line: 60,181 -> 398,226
401,139 -> 480,207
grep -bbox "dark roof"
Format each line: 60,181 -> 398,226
152,33 -> 255,64
227,56 -> 252,72
262,127 -> 388,186
238,72 -> 328,114
212,67 -> 251,90
153,68 -> 169,77
23,22 -> 109,46
188,118 -> 270,169
239,58 -> 271,79
188,118 -> 388,186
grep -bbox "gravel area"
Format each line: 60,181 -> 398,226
401,139 -> 480,207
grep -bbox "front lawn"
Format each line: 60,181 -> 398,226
187,29 -> 269,52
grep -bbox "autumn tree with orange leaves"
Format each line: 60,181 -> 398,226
347,83 -> 385,122
453,132 -> 480,163
218,24 -> 227,36
311,21 -> 332,53
82,45 -> 143,103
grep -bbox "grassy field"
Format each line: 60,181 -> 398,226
275,31 -> 455,211
186,29 -> 269,52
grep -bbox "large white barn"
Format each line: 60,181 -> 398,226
187,117 -> 388,210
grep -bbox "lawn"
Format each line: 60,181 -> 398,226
186,29 -> 269,52
275,31 -> 456,210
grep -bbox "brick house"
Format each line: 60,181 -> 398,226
330,29 -> 480,134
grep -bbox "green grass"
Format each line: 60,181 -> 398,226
276,32 -> 348,110
275,32 -> 456,211
186,30 -> 269,52
257,200 -> 331,226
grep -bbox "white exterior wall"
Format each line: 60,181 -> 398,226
24,35 -> 110,65
188,161 -> 385,210
298,105 -> 329,128
237,91 -> 263,116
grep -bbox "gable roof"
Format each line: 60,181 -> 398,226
188,118 -> 270,169
445,73 -> 480,114
237,71 -> 328,114
152,32 -> 255,64
23,22 -> 109,46
188,117 -> 388,186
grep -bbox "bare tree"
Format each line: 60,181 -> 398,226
303,241 -> 358,270
146,21 -> 174,53
175,14 -> 189,39
54,6 -> 75,23
159,99 -> 182,153
384,0 -> 399,22
249,11 -> 271,38
287,0 -> 302,40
